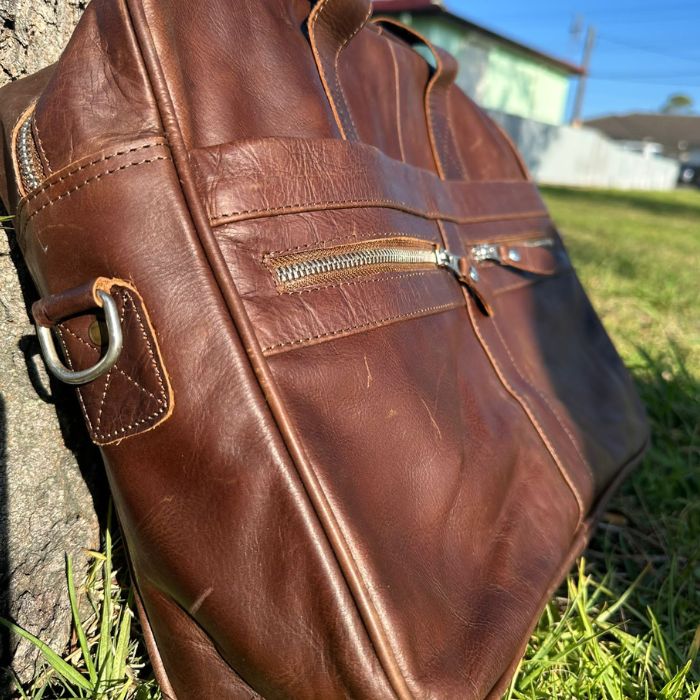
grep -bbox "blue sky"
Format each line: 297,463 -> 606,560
446,0 -> 700,120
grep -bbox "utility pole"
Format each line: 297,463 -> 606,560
571,25 -> 596,126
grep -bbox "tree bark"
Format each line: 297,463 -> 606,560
0,0 -> 98,692
0,0 -> 85,81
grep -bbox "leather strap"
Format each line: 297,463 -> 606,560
190,137 -> 548,227
308,0 -> 372,140
32,277 -> 114,327
373,18 -> 466,180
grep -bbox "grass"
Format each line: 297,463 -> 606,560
0,506 -> 160,699
505,187 -> 700,698
3,188 -> 700,698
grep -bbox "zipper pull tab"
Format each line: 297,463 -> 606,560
435,247 -> 492,316
434,247 -> 462,277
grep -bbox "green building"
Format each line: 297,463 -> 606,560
373,0 -> 584,126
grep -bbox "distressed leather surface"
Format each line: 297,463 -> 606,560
0,0 -> 649,698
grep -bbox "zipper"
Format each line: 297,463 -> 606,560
471,237 -> 553,265
15,111 -> 43,193
267,235 -> 558,295
268,237 -> 465,293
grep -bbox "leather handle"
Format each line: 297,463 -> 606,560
308,0 -> 372,141
373,18 -> 466,180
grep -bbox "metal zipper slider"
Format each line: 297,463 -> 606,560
471,243 -> 502,264
434,246 -> 463,276
435,246 -> 492,315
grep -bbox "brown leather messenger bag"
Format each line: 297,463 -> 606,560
0,0 -> 649,697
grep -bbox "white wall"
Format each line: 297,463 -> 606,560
487,110 -> 680,190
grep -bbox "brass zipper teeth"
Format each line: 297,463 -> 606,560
16,113 -> 42,192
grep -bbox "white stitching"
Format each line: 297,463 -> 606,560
56,287 -> 169,441
60,323 -> 166,405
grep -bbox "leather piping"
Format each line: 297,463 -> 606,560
124,1 -> 409,697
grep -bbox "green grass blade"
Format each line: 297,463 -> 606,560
0,617 -> 92,692
95,515 -> 114,682
66,554 -> 97,685
113,596 -> 133,681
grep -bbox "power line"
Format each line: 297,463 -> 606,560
597,33 -> 700,64
594,70 -> 700,79
589,75 -> 700,87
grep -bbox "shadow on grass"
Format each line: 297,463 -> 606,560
541,185 -> 700,220
586,347 -> 700,677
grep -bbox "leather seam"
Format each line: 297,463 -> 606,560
485,438 -> 649,699
489,267 -> 573,298
280,269 -> 440,296
22,140 -> 167,204
262,301 -> 462,353
124,288 -> 169,405
458,227 -> 552,246
25,154 -> 171,223
141,584 -> 265,699
464,296 -> 585,520
261,230 -> 437,256
309,0 -> 354,139
94,367 -> 114,433
211,201 -> 547,226
89,289 -> 169,441
491,320 -> 595,481
125,3 -> 413,696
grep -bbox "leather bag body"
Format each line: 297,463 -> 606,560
0,1 -> 649,697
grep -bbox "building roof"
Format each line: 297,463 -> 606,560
371,0 -> 585,76
585,113 -> 700,156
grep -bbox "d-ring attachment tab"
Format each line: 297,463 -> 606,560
36,289 -> 123,385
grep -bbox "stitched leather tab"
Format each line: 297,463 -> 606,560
54,279 -> 174,445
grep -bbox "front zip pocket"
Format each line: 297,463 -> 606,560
266,235 -> 560,292
266,237 -> 465,293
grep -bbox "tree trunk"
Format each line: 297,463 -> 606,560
0,1 -> 98,692
0,0 -> 85,81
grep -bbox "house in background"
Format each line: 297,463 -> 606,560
372,0 -> 584,125
584,113 -> 700,165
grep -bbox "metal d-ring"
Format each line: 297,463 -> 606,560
36,290 -> 123,385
